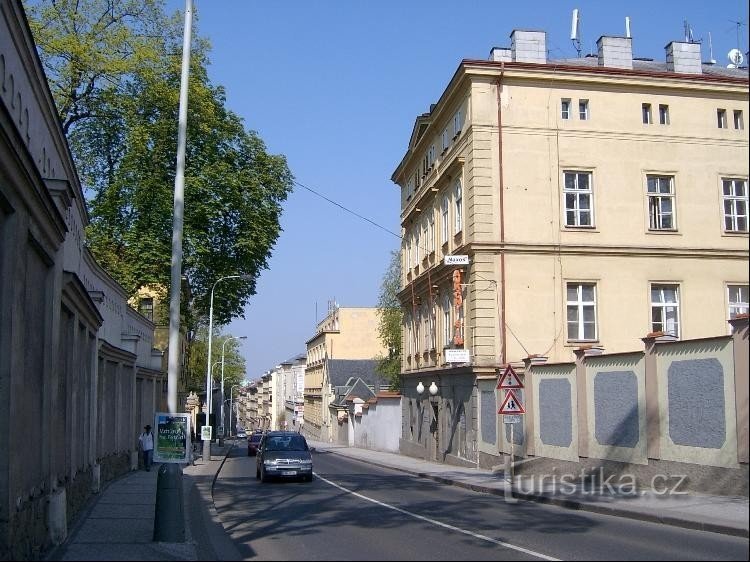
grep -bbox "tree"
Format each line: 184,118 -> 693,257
375,250 -> 403,390
185,329 -> 246,393
25,0 -> 294,333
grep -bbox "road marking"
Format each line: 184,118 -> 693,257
315,473 -> 559,561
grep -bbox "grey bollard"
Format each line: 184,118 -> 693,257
153,463 -> 185,542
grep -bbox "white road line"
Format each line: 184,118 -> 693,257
314,473 -> 560,561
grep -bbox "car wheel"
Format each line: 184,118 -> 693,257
256,467 -> 260,480
260,466 -> 268,483
304,474 -> 313,482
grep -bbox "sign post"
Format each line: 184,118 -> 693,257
497,366 -> 525,503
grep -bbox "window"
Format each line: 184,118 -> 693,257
563,171 -> 594,227
406,313 -> 413,357
428,212 -> 435,253
441,127 -> 450,152
642,103 -> 652,124
717,109 -> 727,129
561,98 -> 571,120
422,220 -> 429,258
138,298 -> 154,322
406,177 -> 414,200
647,175 -> 676,230
453,109 -> 462,138
442,293 -> 452,348
423,303 -> 431,351
722,178 -> 748,233
567,283 -> 597,340
659,104 -> 670,125
734,110 -> 744,130
579,99 -> 589,120
454,180 -> 463,234
728,285 -> 749,320
441,195 -> 449,244
414,308 -> 421,354
413,226 -> 420,267
428,144 -> 436,169
651,284 -> 680,337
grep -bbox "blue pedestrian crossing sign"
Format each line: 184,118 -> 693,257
498,389 -> 525,414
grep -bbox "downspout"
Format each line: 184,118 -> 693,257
496,63 -> 507,365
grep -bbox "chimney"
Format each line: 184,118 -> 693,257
665,41 -> 702,74
510,30 -> 547,64
489,47 -> 512,62
596,36 -> 633,69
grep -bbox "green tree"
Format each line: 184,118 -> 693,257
185,329 -> 246,393
25,1 -> 294,369
375,250 -> 403,390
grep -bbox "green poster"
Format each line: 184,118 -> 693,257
154,412 -> 190,463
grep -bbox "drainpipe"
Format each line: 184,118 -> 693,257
496,63 -> 507,364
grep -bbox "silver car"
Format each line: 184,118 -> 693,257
256,431 -> 313,482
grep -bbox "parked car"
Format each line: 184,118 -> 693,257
247,432 -> 263,456
236,429 -> 247,439
256,431 -> 313,482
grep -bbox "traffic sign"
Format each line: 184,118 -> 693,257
498,389 -> 525,414
497,364 -> 523,389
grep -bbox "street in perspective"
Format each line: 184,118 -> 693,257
1,0 -> 748,560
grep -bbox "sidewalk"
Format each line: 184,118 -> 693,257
47,441 -> 239,561
307,440 -> 749,538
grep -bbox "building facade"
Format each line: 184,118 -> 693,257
391,30 -> 749,466
303,305 -> 387,442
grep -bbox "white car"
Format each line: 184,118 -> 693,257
236,430 -> 247,439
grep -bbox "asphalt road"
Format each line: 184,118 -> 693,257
212,445 -> 749,561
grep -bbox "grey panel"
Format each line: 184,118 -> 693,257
594,371 -> 639,448
504,389 -> 525,445
668,358 -> 726,449
539,380 -> 572,447
480,391 -> 496,444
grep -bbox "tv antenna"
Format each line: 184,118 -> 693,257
625,16 -> 632,39
571,8 -> 582,57
706,31 -> 717,64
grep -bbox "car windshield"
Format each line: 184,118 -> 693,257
249,434 -> 262,443
265,435 -> 308,452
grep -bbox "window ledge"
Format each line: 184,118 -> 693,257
646,229 -> 681,235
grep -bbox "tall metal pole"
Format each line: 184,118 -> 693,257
221,335 -> 246,439
230,384 -> 240,435
155,0 -> 192,543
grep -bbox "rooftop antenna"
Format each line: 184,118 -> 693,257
707,31 -> 717,64
571,8 -> 582,57
683,19 -> 694,42
625,16 -> 631,39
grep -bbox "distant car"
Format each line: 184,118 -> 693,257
247,432 -> 263,456
236,430 -> 247,439
256,431 -> 313,482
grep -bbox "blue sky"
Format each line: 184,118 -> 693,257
164,0 -> 748,381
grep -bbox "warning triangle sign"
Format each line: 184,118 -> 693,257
497,365 -> 524,389
498,389 -> 525,414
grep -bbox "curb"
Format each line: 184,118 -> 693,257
320,448 -> 749,539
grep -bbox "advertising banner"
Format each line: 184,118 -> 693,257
153,412 -> 190,463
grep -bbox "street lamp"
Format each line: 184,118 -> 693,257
229,384 -> 241,436
203,274 -> 251,462
221,335 -> 247,439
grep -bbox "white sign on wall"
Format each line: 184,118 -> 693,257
445,348 -> 471,363
444,255 -> 469,266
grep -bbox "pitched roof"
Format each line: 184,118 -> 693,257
327,359 -> 383,388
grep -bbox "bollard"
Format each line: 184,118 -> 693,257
153,463 -> 185,542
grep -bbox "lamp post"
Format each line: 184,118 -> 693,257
203,274 -> 251,462
220,335 -> 247,441
229,384 -> 240,436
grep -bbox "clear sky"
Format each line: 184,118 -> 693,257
164,0 -> 748,381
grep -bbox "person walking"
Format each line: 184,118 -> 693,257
138,425 -> 154,471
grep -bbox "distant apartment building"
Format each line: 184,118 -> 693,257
303,304 -> 387,441
280,353 -> 306,430
391,30 -> 749,465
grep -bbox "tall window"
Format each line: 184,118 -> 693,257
717,109 -> 728,129
642,103 -> 652,124
413,226 -> 420,267
651,284 -> 680,337
728,285 -> 749,320
647,175 -> 676,230
563,171 -> 593,227
453,109 -> 462,138
454,180 -> 463,234
561,99 -> 571,120
441,127 -> 450,152
406,313 -> 413,357
422,220 -> 429,258
406,177 -> 414,200
734,110 -> 744,130
138,298 -> 154,322
659,104 -> 670,125
414,308 -> 421,354
428,212 -> 435,253
441,195 -> 449,244
566,283 -> 597,340
722,178 -> 748,233
423,303 -> 431,351
579,99 -> 589,120
442,293 -> 452,348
